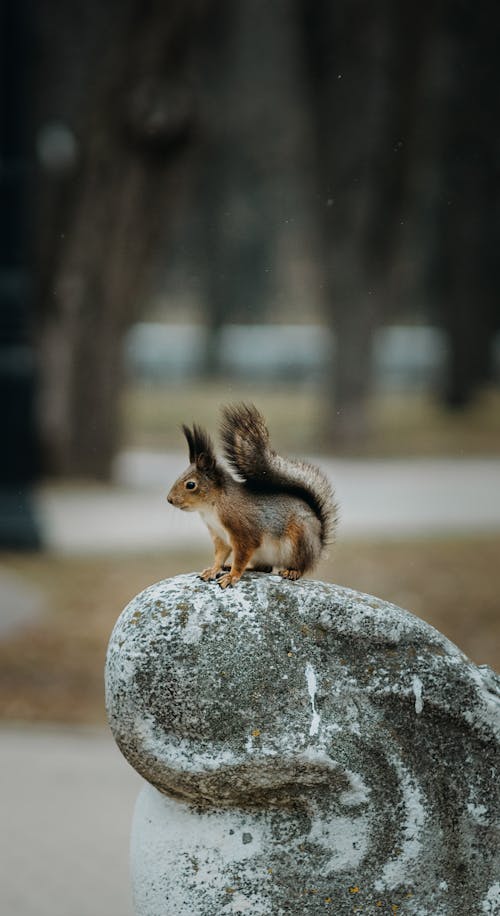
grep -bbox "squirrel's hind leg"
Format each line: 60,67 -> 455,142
279,568 -> 302,581
278,517 -> 318,581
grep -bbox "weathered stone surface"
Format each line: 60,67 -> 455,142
105,573 -> 500,915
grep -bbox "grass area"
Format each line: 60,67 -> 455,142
122,380 -> 500,457
123,380 -> 324,454
0,535 -> 498,725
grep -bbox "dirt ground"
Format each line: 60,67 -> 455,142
0,534 -> 498,725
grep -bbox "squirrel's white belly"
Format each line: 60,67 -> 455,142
252,535 -> 294,568
198,506 -> 230,543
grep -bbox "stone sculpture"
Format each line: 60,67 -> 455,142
105,573 -> 500,915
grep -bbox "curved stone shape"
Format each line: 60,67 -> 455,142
105,573 -> 500,916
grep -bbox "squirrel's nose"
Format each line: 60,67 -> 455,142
167,494 -> 174,505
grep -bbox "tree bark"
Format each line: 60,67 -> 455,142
35,0 -> 200,478
431,3 -> 500,408
302,0 -> 430,445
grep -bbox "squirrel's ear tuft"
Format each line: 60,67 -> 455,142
182,425 -> 195,464
196,451 -> 216,472
182,423 -> 217,472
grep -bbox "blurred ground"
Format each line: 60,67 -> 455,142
1,443 -> 500,723
0,724 -> 138,916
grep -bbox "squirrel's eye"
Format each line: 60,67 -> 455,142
185,480 -> 197,490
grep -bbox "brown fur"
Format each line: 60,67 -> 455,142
282,517 -> 314,576
220,403 -> 338,547
167,405 -> 338,588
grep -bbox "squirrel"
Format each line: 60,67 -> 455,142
167,403 -> 338,588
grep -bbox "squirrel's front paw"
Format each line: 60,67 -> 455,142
199,567 -> 221,581
218,571 -> 240,589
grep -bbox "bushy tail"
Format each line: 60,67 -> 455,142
220,403 -> 338,546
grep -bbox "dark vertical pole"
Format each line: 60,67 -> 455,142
0,0 -> 41,547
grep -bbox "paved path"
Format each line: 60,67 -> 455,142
0,725 -> 141,916
35,451 -> 500,554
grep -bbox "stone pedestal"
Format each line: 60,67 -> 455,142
105,573 -> 500,915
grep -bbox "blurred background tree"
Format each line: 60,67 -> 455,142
0,0 -> 41,546
34,0 -> 202,478
26,0 -> 500,478
429,0 -> 500,409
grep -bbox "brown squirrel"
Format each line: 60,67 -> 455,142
167,403 -> 338,588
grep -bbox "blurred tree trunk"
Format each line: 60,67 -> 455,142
35,0 -> 200,478
302,0 -> 430,446
431,3 -> 500,408
197,0 -> 310,375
